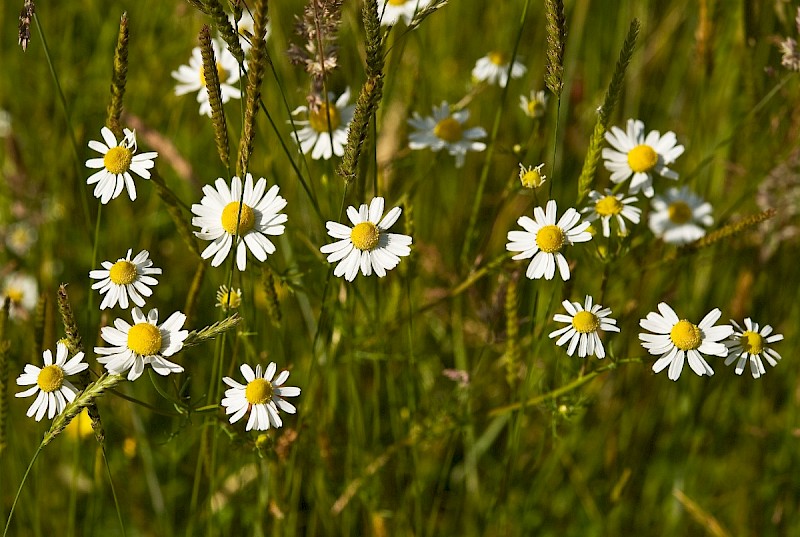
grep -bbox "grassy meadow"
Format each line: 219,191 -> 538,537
1,0 -> 800,535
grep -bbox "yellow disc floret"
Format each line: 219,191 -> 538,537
433,117 -> 463,143
109,260 -> 137,285
200,63 -> 229,87
127,323 -> 162,356
37,364 -> 65,393
309,102 -> 341,133
519,164 -> 546,189
667,201 -> 692,224
221,202 -> 256,235
627,144 -> 658,173
595,195 -> 623,216
670,320 -> 702,351
350,222 -> 380,251
572,311 -> 600,334
104,146 -> 133,175
535,225 -> 565,253
488,51 -> 509,66
388,0 -> 408,5
245,378 -> 273,405
740,331 -> 764,355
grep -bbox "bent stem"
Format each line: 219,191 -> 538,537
3,444 -> 44,537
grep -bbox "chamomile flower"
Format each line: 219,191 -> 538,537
171,38 -> 242,117
379,0 -> 431,26
89,249 -> 162,310
290,89 -> 355,160
472,51 -> 527,87
725,318 -> 784,378
520,90 -> 548,118
221,363 -> 301,431
518,163 -> 546,189
320,197 -> 412,282
85,127 -> 158,204
5,222 -> 38,256
648,187 -> 713,245
549,296 -> 620,358
506,199 -> 592,281
191,174 -> 287,271
15,342 -> 88,422
408,101 -> 487,168
602,119 -> 684,197
95,307 -> 188,381
215,285 -> 243,310
639,303 -> 733,381
581,189 -> 641,238
2,271 -> 38,320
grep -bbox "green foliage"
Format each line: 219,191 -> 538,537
1,0 -> 799,536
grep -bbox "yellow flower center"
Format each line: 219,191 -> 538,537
595,195 -> 623,217
388,0 -> 407,5
109,260 -> 137,285
627,144 -> 658,173
245,378 -> 273,405
127,323 -> 162,356
667,201 -> 692,224
572,311 -> 600,334
670,320 -> 702,351
433,117 -> 463,143
527,100 -> 545,118
217,289 -> 242,309
37,364 -> 64,393
5,287 -> 24,304
488,51 -> 509,66
221,202 -> 256,235
103,146 -> 133,175
535,225 -> 564,253
519,165 -> 545,189
308,102 -> 341,133
739,331 -> 764,355
200,63 -> 229,87
350,222 -> 380,251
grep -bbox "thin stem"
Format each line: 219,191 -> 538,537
101,446 -> 127,537
32,13 -> 93,240
3,444 -> 44,536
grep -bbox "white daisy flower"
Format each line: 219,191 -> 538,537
648,186 -> 713,245
639,302 -> 733,381
506,199 -> 592,281
518,163 -> 546,189
95,307 -> 188,381
602,119 -> 685,197
520,90 -> 548,119
379,0 -> 431,26
15,342 -> 88,422
549,296 -> 620,358
171,38 -> 242,117
215,285 -> 243,311
2,272 -> 38,320
89,249 -> 162,310
5,222 -> 38,256
290,89 -> 355,160
85,127 -> 158,204
581,189 -> 641,238
320,196 -> 412,282
407,101 -> 487,168
221,362 -> 301,431
725,318 -> 784,378
229,10 -> 270,54
191,174 -> 287,272
472,52 -> 527,87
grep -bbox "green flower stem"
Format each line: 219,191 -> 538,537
489,358 -> 644,417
